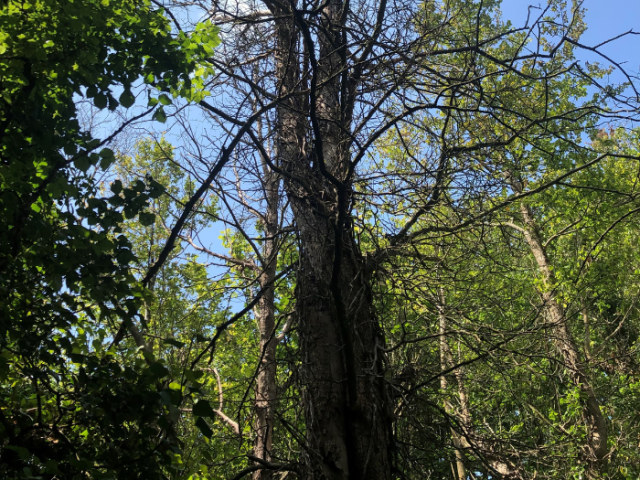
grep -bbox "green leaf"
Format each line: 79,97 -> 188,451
153,107 -> 167,123
110,179 -> 123,194
100,148 -> 113,158
184,369 -> 204,382
159,390 -> 172,406
64,144 -> 78,155
163,338 -> 186,348
149,362 -> 169,378
99,148 -> 115,169
132,179 -> 146,192
158,94 -> 172,105
6,445 -> 30,459
119,90 -> 136,108
139,212 -> 156,226
74,156 -> 91,172
94,93 -> 108,109
195,417 -> 213,438
44,459 -> 60,474
148,179 -> 166,199
142,350 -> 156,363
108,95 -> 119,111
193,400 -> 216,418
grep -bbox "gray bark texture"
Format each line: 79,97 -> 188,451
267,1 -> 394,477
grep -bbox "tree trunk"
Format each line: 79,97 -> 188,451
438,290 -> 467,480
269,2 -> 394,477
252,167 -> 280,479
292,210 -> 392,480
519,203 -> 608,477
438,289 -> 520,479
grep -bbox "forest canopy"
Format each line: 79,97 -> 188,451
2,0 -> 640,479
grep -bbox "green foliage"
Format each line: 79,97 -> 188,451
0,0 -> 218,477
4,0 -> 640,478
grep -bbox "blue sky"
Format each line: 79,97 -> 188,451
500,0 -> 640,83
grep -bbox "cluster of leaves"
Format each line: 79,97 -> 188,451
0,0 -> 218,478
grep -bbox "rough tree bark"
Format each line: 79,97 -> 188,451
266,1 -> 394,477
